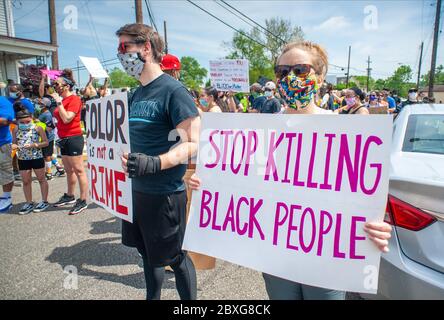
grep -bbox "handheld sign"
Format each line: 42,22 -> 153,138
369,106 -> 388,114
79,56 -> 109,79
183,113 -> 392,294
85,92 -> 133,222
209,59 -> 249,93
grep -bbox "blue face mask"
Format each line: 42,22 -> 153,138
18,123 -> 32,131
199,99 -> 209,107
9,92 -> 18,99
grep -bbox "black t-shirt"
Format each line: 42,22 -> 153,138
260,97 -> 281,114
129,73 -> 199,194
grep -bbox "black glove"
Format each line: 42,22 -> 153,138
126,153 -> 161,178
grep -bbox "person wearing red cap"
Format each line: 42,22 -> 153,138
161,54 -> 181,80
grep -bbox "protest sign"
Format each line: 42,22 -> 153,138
183,113 -> 392,294
85,92 -> 133,222
209,59 -> 249,92
40,69 -> 62,80
79,56 -> 109,78
369,106 -> 389,114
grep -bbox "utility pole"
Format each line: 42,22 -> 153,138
428,0 -> 442,99
164,21 -> 168,54
48,0 -> 59,70
135,0 -> 143,23
366,56 -> 372,92
346,45 -> 351,87
417,42 -> 424,90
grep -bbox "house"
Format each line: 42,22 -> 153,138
0,0 -> 57,86
420,85 -> 444,104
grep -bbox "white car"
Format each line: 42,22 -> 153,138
368,104 -> 444,299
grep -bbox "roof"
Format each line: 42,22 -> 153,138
419,84 -> 444,93
0,35 -> 57,59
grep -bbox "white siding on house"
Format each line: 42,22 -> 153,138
0,0 -> 14,37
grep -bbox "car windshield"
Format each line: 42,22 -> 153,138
402,114 -> 444,155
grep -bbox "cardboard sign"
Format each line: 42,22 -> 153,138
183,113 -> 392,294
369,106 -> 388,114
85,92 -> 133,222
209,59 -> 250,93
79,56 -> 109,79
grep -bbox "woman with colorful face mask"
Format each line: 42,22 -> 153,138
12,105 -> 49,215
198,87 -> 222,113
51,69 -> 89,215
188,40 -> 392,300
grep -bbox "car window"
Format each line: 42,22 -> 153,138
402,114 -> 444,155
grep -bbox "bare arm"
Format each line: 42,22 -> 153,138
35,126 -> 49,148
39,75 -> 46,98
159,115 -> 201,170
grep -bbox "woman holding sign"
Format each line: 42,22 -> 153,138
188,41 -> 392,300
51,69 -> 89,215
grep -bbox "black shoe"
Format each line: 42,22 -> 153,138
45,173 -> 53,181
53,193 -> 76,207
54,169 -> 65,177
69,199 -> 88,215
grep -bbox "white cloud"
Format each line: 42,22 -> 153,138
314,16 -> 351,31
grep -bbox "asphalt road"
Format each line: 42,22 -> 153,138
0,173 -> 361,300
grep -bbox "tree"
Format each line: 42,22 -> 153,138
420,64 -> 444,87
262,17 -> 304,64
180,56 -> 208,90
384,65 -> 413,97
108,68 -> 139,88
224,17 -> 304,84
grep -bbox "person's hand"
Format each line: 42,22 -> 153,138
23,143 -> 32,149
50,92 -> 62,103
188,173 -> 201,191
11,144 -> 18,150
121,152 -> 129,176
364,221 -> 392,253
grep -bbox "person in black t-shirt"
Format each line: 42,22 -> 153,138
116,23 -> 200,300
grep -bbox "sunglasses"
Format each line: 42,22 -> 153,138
117,40 -> 146,54
274,64 -> 312,78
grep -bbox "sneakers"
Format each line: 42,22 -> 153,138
45,173 -> 53,181
54,168 -> 65,177
0,197 -> 12,213
19,202 -> 34,215
53,193 -> 76,207
69,199 -> 88,215
33,201 -> 50,213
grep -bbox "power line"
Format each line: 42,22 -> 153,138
213,1 -> 259,34
219,0 -> 286,45
13,0 -> 45,23
186,0 -> 269,50
145,0 -> 158,31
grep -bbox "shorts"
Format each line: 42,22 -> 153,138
42,140 -> 54,158
18,158 -> 45,171
58,135 -> 84,157
0,144 -> 14,185
122,190 -> 188,267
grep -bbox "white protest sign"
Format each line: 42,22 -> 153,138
209,59 -> 249,92
79,56 -> 109,78
85,92 -> 133,222
183,113 -> 392,294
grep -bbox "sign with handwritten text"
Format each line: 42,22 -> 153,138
183,113 -> 392,294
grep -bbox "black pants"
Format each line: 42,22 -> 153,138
122,190 -> 197,299
138,248 -> 197,300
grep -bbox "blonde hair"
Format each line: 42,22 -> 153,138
279,41 -> 329,77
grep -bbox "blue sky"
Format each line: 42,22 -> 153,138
12,0 -> 444,87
